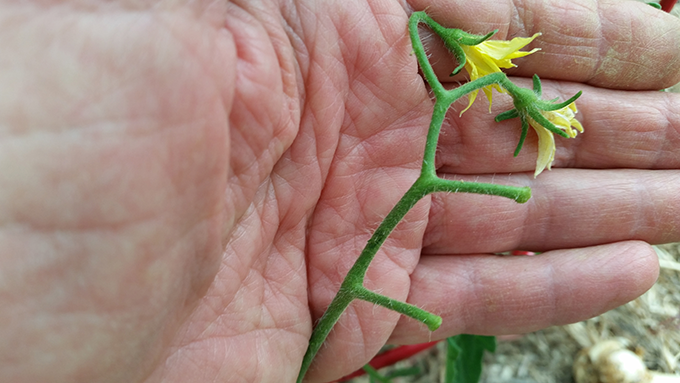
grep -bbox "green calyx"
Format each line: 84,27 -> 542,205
495,75 -> 582,157
442,29 -> 497,75
411,11 -> 497,76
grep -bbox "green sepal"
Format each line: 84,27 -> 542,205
494,108 -> 519,122
515,114 -> 530,157
539,91 -> 582,111
413,14 -> 472,76
527,109 -> 570,138
452,28 -> 497,46
447,41 -> 467,76
532,74 -> 542,97
438,29 -> 495,75
647,2 -> 662,9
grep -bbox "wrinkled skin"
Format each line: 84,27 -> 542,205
1,0 -> 679,382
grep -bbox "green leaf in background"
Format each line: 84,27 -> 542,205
362,364 -> 421,383
445,335 -> 497,383
363,365 -> 391,383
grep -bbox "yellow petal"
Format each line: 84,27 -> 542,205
547,102 -> 583,137
460,89 -> 479,116
460,52 -> 498,114
571,118 -> 584,134
482,86 -> 494,108
530,119 -> 556,177
567,103 -> 584,133
462,46 -> 502,79
526,101 -> 583,177
458,33 -> 541,114
548,112 -> 572,131
476,33 -> 541,61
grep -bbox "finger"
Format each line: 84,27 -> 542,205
388,241 -> 658,344
435,78 -> 680,174
422,169 -> 680,255
409,0 -> 680,89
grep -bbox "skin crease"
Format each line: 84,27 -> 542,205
0,0 -> 678,382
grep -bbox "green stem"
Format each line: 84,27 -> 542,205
296,179 -> 433,383
443,72 -> 508,105
354,287 -> 442,331
296,173 -> 529,382
430,178 -> 531,203
342,179 -> 434,284
296,13 -> 534,383
422,72 -> 509,178
297,289 -> 355,383
421,100 -> 448,179
408,12 -> 446,96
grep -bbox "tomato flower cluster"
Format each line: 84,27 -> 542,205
437,22 -> 583,177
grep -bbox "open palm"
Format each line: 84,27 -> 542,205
2,0 -> 679,382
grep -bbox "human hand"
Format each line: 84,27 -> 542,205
0,1 -> 678,382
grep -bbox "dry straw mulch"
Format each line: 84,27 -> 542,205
477,243 -> 680,383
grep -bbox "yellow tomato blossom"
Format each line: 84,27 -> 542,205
528,102 -> 583,177
460,33 -> 541,115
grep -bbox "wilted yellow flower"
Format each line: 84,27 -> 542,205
528,102 -> 583,177
460,33 -> 541,115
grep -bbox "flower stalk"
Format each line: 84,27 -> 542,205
297,11 -> 583,382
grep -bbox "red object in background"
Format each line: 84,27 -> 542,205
661,0 -> 677,12
509,250 -> 536,256
331,341 -> 440,382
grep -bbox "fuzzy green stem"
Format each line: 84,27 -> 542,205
296,172 -> 529,381
430,178 -> 531,203
296,13 -> 534,383
297,179 -> 434,383
421,100 -> 449,179
342,179 -> 433,284
354,287 -> 442,331
297,289 -> 355,383
442,72 -> 508,105
408,12 -> 447,96
421,72 -> 512,179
